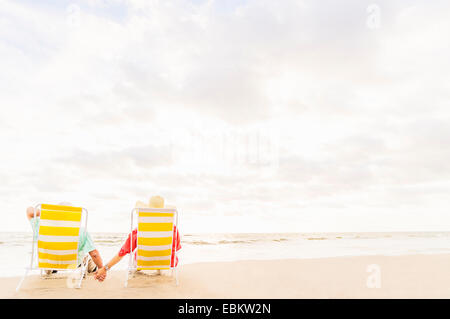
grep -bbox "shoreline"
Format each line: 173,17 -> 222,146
2,254 -> 450,298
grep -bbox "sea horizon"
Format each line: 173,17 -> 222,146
2,231 -> 450,278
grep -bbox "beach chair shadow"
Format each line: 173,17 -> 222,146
16,204 -> 89,291
125,207 -> 179,287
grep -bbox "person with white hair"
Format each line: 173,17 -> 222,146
25,202 -> 105,275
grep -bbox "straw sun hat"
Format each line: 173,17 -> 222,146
135,195 -> 165,208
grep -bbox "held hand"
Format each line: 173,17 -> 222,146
95,273 -> 106,282
94,267 -> 107,282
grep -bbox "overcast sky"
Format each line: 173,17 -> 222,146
1,0 -> 449,233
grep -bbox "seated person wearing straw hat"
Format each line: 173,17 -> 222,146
26,201 -> 104,275
95,196 -> 181,282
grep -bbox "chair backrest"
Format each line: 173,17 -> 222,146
135,208 -> 177,270
37,204 -> 83,270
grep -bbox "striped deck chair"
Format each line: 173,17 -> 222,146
16,203 -> 88,291
125,207 -> 179,287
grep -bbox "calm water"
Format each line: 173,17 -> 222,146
1,231 -> 450,277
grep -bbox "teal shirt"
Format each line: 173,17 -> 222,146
30,217 -> 96,264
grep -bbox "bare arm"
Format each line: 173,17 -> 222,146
89,249 -> 104,269
105,253 -> 124,269
95,253 -> 124,282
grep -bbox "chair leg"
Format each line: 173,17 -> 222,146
77,268 -> 84,289
124,269 -> 129,288
76,259 -> 87,289
175,268 -> 179,286
16,268 -> 29,292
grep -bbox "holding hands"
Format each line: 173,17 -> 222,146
94,267 -> 107,282
94,254 -> 122,282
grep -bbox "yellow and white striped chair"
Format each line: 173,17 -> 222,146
16,203 -> 88,291
125,207 -> 179,287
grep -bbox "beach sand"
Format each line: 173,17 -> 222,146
1,254 -> 450,299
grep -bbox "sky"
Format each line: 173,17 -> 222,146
0,0 -> 449,233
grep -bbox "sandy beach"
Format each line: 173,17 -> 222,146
1,254 -> 450,299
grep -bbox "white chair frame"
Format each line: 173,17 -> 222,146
125,207 -> 179,287
16,204 -> 89,291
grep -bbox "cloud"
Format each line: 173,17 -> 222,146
1,0 -> 450,232
57,145 -> 173,178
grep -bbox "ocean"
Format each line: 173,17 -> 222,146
1,231 -> 450,277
